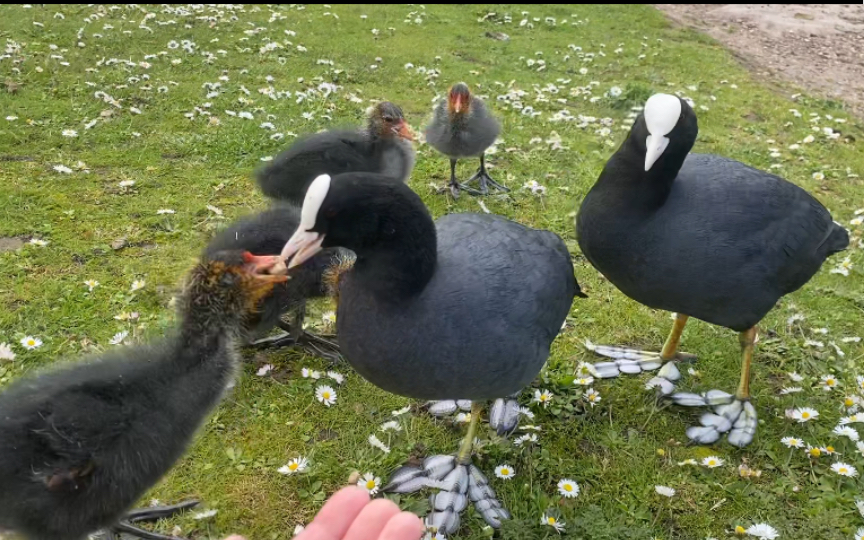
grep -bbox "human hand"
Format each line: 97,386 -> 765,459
223,486 -> 424,540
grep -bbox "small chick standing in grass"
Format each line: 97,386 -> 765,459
0,250 -> 286,540
425,82 -> 508,199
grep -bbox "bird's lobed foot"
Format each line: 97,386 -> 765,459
249,331 -> 342,364
108,500 -> 199,540
585,341 -> 696,383
465,170 -> 509,195
383,456 -> 510,535
668,391 -> 757,448
423,396 -> 522,436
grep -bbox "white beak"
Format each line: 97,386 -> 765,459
644,134 -> 670,172
280,230 -> 325,270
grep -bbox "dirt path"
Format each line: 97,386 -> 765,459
655,4 -> 864,117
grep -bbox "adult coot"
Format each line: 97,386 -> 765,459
280,173 -> 583,535
256,101 -> 415,206
203,204 -> 354,362
576,93 -> 850,447
426,82 -> 507,199
0,251 -> 286,540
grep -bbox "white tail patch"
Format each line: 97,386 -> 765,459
644,93 -> 681,136
301,174 -> 332,230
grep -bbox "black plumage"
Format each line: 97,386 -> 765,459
0,251 -> 285,540
279,172 -> 583,533
576,93 -> 849,447
255,102 -> 415,206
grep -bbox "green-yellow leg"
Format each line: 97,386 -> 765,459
736,327 -> 757,400
660,314 -> 689,360
456,402 -> 483,465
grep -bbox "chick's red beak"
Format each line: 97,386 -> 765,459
395,119 -> 414,141
450,94 -> 463,114
242,252 -> 289,282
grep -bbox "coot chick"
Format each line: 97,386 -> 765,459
256,101 -> 415,206
203,204 -> 354,362
576,93 -> 850,447
280,173 -> 583,535
426,82 -> 507,199
0,251 -> 286,540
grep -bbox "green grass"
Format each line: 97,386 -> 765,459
1,4 -> 863,539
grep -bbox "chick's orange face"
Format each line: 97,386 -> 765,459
447,83 -> 471,115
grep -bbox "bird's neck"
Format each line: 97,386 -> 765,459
176,298 -> 243,366
594,139 -> 685,212
349,211 -> 437,302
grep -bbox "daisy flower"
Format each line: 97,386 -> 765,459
655,485 -> 675,497
62,129 -> 78,137
380,420 -> 402,432
557,478 -> 579,498
302,368 -> 322,379
391,405 -> 411,416
779,387 -> 803,395
857,376 -> 864,392
819,375 -> 838,391
745,523 -> 779,539
575,362 -> 598,377
541,512 -> 565,533
845,395 -> 862,410
118,180 -> 136,188
805,445 -> 822,458
532,389 -> 553,407
702,456 -> 724,468
315,385 -> 337,407
193,509 -> 218,520
518,406 -> 535,419
584,388 -> 601,406
156,209 -> 175,215
454,412 -> 470,424
831,462 -> 858,477
357,473 -> 381,495
29,238 -> 49,246
257,364 -> 273,376
856,499 -> 864,518
840,414 -> 863,425
0,343 -> 15,362
278,456 -> 308,475
326,370 -> 344,384
368,434 -> 390,454
53,165 -> 73,174
677,459 -> 698,466
130,279 -> 145,292
573,376 -> 594,386
855,527 -> 864,540
321,311 -> 336,326
833,425 -> 860,441
83,279 -> 100,291
788,372 -> 804,382
109,331 -> 128,345
781,436 -> 804,448
791,407 -> 819,423
514,433 -> 538,446
20,336 -> 42,350
494,465 -> 515,480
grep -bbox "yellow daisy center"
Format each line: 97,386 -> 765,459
547,517 -> 556,525
801,412 -> 810,419
26,339 -> 34,346
708,460 -> 716,466
827,446 -> 835,453
846,398 -> 855,406
564,484 -> 573,491
840,467 -> 848,474
366,480 -> 376,489
323,392 -> 331,399
827,379 -> 835,386
501,468 -> 509,475
810,448 -> 821,457
735,525 -> 746,535
289,463 -> 298,470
